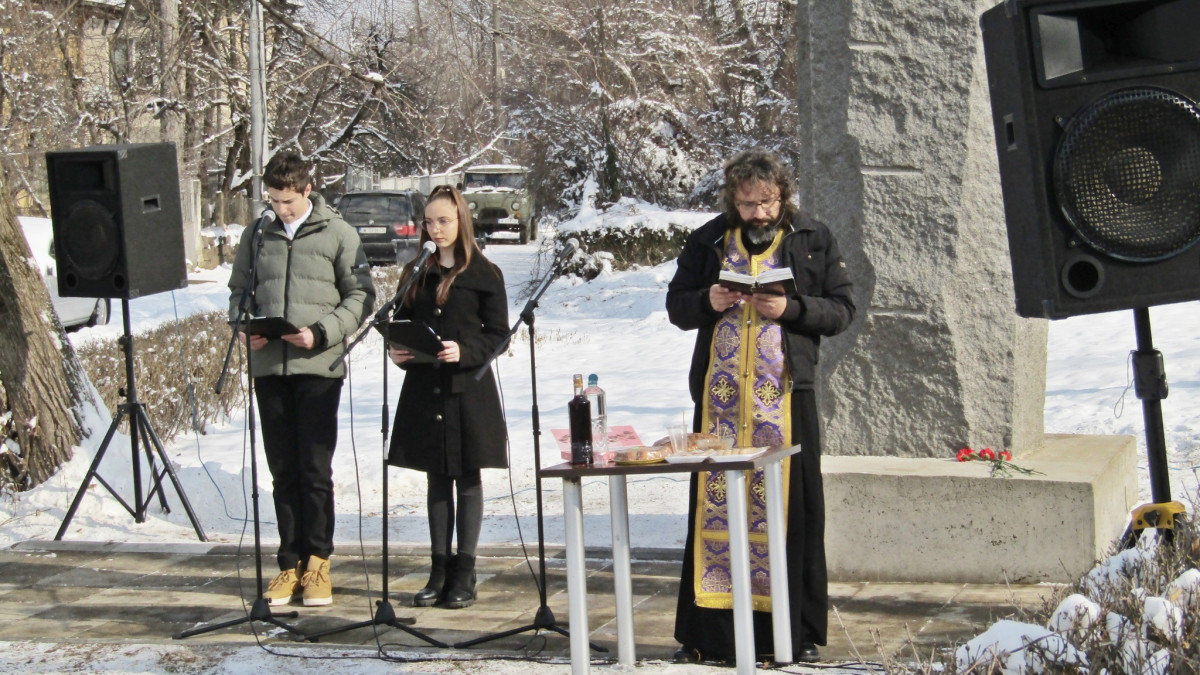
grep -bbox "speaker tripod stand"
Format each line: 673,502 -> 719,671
1119,307 -> 1184,548
56,298 -> 206,542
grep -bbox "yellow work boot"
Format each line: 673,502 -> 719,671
263,560 -> 304,606
301,555 -> 332,607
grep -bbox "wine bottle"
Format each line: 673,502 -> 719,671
568,373 -> 593,465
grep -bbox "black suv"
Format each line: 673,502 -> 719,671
337,190 -> 425,265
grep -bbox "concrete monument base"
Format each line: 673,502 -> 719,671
824,434 -> 1138,584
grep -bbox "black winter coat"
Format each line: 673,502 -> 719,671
387,254 -> 510,474
666,211 -> 855,404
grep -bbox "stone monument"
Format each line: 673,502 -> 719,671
796,0 -> 1138,583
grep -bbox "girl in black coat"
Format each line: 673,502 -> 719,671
386,185 -> 509,609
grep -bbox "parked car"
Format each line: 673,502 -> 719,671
462,165 -> 537,244
18,217 -> 111,332
336,189 -> 425,265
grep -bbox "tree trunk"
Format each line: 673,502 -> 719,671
0,184 -> 93,489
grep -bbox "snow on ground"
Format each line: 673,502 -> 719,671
5,204 -> 1199,673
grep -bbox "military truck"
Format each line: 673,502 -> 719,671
461,164 -> 537,244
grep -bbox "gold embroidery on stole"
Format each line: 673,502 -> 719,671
693,228 -> 792,611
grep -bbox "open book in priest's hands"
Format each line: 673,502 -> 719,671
717,268 -> 798,296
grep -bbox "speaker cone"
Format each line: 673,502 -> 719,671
60,200 -> 121,281
1053,86 -> 1200,262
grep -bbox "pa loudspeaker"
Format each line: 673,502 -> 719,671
980,0 -> 1200,319
45,143 -> 187,299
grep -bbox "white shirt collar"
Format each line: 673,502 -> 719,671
281,200 -> 314,240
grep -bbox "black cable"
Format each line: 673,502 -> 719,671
168,293 -> 240,524
492,336 -> 542,596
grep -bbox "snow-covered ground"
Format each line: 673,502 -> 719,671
5,202 -> 1199,673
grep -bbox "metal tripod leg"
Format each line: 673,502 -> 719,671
174,597 -> 303,640
302,338 -> 444,648
454,315 -> 606,654
55,298 -> 206,542
131,403 -> 207,540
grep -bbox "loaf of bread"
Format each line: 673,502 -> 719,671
613,446 -> 668,463
653,433 -> 728,450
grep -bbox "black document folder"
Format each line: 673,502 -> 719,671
380,320 -> 443,363
240,316 -> 302,339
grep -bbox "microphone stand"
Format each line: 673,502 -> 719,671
457,246 -> 606,653
329,246 -> 435,374
176,215 -> 304,639
304,259 -> 446,647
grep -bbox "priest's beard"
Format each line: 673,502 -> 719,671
744,218 -> 782,246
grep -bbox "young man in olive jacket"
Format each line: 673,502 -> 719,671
228,151 -> 375,607
666,149 -> 855,664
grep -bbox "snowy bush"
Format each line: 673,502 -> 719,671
926,511 -> 1200,675
70,269 -> 409,451
76,312 -> 246,444
559,220 -> 691,279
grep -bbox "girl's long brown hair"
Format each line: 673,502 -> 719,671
401,185 -> 482,307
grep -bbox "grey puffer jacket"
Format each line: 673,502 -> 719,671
228,192 -> 375,378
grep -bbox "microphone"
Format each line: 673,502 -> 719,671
554,238 -> 579,266
254,209 -> 276,231
411,240 -> 437,270
372,240 -> 439,324
253,210 -> 275,247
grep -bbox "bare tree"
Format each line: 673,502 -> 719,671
0,183 -> 96,489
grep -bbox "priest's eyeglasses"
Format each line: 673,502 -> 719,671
735,197 -> 781,213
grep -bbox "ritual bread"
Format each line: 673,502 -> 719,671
652,432 -> 727,452
690,433 -> 728,451
613,445 -> 668,463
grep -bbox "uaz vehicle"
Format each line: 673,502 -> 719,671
461,165 -> 537,244
336,189 -> 425,265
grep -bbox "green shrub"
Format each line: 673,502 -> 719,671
74,268 -> 406,447
76,311 -> 247,442
560,221 -> 692,279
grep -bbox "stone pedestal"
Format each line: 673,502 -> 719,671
823,434 -> 1138,583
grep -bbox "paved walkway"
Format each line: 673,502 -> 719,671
0,540 -> 1057,669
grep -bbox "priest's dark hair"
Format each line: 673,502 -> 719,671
720,149 -> 796,220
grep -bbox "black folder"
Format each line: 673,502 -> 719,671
381,320 -> 443,363
240,316 -> 302,339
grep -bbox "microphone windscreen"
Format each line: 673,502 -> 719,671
262,210 -> 276,223
565,238 -> 580,253
422,240 -> 437,254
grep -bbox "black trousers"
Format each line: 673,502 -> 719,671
255,375 -> 343,570
674,388 -> 828,658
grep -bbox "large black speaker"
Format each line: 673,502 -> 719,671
981,0 -> 1200,319
45,143 -> 187,299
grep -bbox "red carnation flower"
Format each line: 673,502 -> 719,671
979,448 -> 996,460
999,450 -> 1012,461
956,448 -> 975,462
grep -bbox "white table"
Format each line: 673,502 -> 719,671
540,444 -> 802,675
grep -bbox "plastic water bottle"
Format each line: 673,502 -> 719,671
585,374 -> 608,462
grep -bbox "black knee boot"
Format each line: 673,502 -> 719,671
413,554 -> 450,607
441,553 -> 476,609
